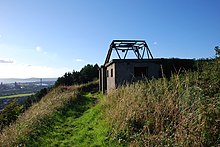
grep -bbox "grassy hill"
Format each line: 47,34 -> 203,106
0,85 -> 80,146
0,59 -> 219,146
23,92 -> 114,146
104,58 -> 220,146
0,82 -> 117,146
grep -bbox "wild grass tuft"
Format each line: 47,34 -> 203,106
105,72 -> 220,146
0,86 -> 79,146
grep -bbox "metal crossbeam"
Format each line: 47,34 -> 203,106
104,40 -> 153,65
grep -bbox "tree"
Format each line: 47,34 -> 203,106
79,64 -> 99,83
72,70 -> 80,84
55,64 -> 99,86
214,46 -> 220,58
55,72 -> 75,86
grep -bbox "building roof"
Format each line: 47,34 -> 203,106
104,58 -> 194,67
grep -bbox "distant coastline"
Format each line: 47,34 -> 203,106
0,78 -> 57,84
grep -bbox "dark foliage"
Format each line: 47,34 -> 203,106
193,57 -> 220,98
196,57 -> 220,145
55,64 -> 99,86
79,81 -> 99,93
79,64 -> 99,83
0,88 -> 50,131
0,99 -> 23,131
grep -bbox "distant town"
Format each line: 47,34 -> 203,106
0,78 -> 57,97
0,78 -> 57,110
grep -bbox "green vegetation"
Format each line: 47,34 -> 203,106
0,88 -> 50,131
0,86 -> 79,146
0,56 -> 219,146
55,64 -> 99,86
0,93 -> 34,99
0,82 -> 117,146
215,46 -> 220,57
24,93 -> 114,146
105,58 -> 220,146
0,99 -> 24,131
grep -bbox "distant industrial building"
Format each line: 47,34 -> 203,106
99,40 -> 194,93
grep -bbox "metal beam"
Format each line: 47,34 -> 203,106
115,47 -> 122,59
104,40 -> 154,65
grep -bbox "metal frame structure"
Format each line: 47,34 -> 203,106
104,40 -> 153,65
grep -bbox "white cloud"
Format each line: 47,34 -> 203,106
36,46 -> 42,52
0,63 -> 70,78
153,42 -> 158,45
0,58 -> 15,63
75,59 -> 84,62
35,46 -> 48,55
0,34 -> 2,38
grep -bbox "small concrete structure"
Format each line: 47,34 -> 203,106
99,40 -> 194,93
104,59 -> 160,92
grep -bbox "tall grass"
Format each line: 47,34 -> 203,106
22,92 -> 111,146
1,60 -> 219,146
0,86 -> 79,146
105,72 -> 220,146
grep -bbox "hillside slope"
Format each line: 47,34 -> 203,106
0,86 -> 79,146
1,59 -> 219,146
0,82 -> 117,146
24,93 -> 114,146
105,59 -> 220,146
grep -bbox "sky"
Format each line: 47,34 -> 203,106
0,0 -> 220,78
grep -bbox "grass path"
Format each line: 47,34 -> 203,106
0,93 -> 34,99
24,92 -> 115,146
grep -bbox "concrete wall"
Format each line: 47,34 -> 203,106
115,61 -> 160,87
100,59 -> 195,93
104,60 -> 161,93
99,66 -> 107,93
106,63 -> 116,93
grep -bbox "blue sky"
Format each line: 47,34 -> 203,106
0,0 -> 220,78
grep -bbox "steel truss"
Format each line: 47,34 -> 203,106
104,40 -> 153,65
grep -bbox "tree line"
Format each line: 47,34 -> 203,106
55,64 -> 99,86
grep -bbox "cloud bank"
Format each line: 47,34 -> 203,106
0,63 -> 70,78
0,58 -> 14,63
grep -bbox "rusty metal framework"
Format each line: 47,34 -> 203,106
104,40 -> 153,65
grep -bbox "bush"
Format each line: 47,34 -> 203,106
0,99 -> 24,131
197,58 -> 220,97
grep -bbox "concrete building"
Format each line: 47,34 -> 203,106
99,40 -> 194,93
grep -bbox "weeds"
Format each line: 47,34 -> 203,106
1,59 -> 219,146
105,59 -> 220,146
0,86 -> 79,146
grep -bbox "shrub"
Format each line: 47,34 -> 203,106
0,99 -> 24,131
197,58 -> 220,97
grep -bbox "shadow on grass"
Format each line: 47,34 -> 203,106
23,92 -> 97,146
58,93 -> 97,118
